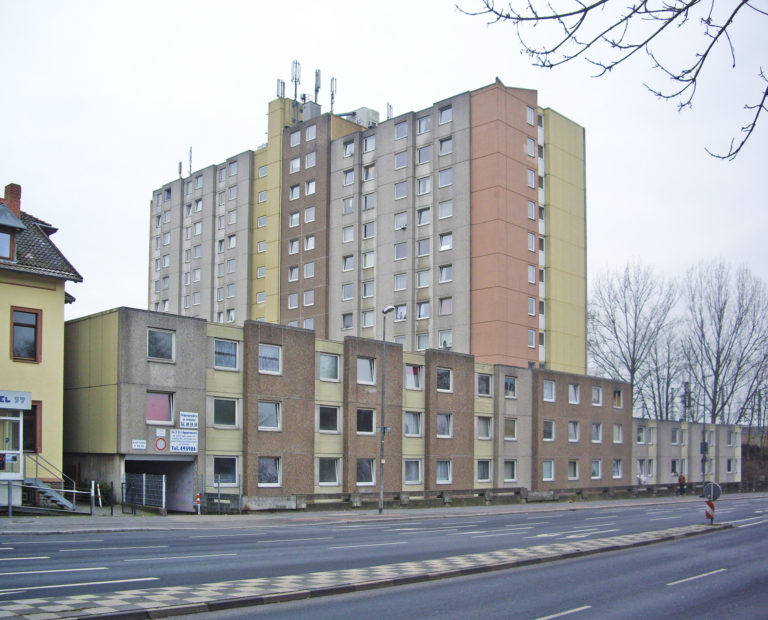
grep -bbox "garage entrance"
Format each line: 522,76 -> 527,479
124,455 -> 196,512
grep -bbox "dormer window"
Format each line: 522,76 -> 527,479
0,229 -> 11,259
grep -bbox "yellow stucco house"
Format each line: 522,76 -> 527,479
0,183 -> 82,506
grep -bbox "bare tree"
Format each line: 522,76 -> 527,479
588,261 -> 678,405
682,260 -> 768,425
636,324 -> 685,420
458,0 -> 768,159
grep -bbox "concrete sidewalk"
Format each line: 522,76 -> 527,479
0,492 -> 762,535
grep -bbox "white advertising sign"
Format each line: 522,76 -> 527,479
179,411 -> 199,429
0,390 -> 32,410
170,429 -> 198,453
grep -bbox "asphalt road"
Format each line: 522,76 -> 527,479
188,506 -> 768,619
0,495 -> 765,604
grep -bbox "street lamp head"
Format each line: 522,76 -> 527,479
382,305 -> 395,315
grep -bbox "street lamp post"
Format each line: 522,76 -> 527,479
378,305 -> 395,515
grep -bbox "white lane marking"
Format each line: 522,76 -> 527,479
0,577 -> 158,595
585,515 -> 618,520
190,533 -> 265,538
124,553 -> 236,562
537,605 -> 592,619
60,545 -> 169,552
649,516 -> 683,521
258,537 -> 333,544
730,516 -> 763,523
472,531 -> 528,539
328,541 -> 408,550
737,519 -> 768,528
0,556 -> 49,561
566,529 -> 620,539
0,567 -> 105,576
4,539 -> 105,545
667,568 -> 726,586
522,521 -> 550,526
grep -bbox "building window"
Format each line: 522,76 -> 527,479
438,328 -> 453,348
436,413 -> 453,438
527,329 -> 536,348
417,206 -> 431,226
613,390 -> 623,408
394,242 -> 407,260
256,240 -> 266,253
304,234 -> 315,251
613,424 -> 623,443
438,199 -> 453,219
258,457 -> 281,487
289,212 -> 300,228
476,373 -> 492,396
342,255 -> 353,271
527,137 -> 536,157
439,105 -> 452,124
527,169 -> 536,189
591,460 -> 602,479
213,457 -> 237,485
361,309 -> 374,327
343,141 -> 354,157
439,233 -> 453,251
439,264 -> 453,283
257,266 -> 265,278
568,460 -> 579,481
363,135 -> 376,152
305,180 -> 316,196
256,292 -> 265,304
290,130 -> 300,147
356,458 -> 375,486
395,120 -> 407,139
405,364 -> 422,390
416,301 -> 430,319
303,290 -> 314,306
439,297 -> 452,315
414,269 -> 429,288
357,408 -> 375,434
357,357 -> 375,385
228,186 -> 238,201
363,164 -> 375,181
318,405 -> 339,433
364,194 -> 376,212
11,308 -> 42,362
671,428 -> 680,444
318,457 -> 340,485
305,125 -> 316,141
146,392 -> 173,423
417,176 -> 431,195
362,250 -> 375,268
504,417 -> 518,441
416,333 -> 429,350
363,221 -> 375,239
592,423 -> 603,443
612,459 -> 623,479
417,145 -> 431,164
305,151 -> 316,168
258,401 -> 281,430
404,459 -> 422,484
213,339 -> 237,369
568,421 -> 580,442
147,328 -> 174,361
342,283 -> 354,301
318,353 -> 339,381
476,460 -> 492,482
526,106 -> 535,125
394,181 -> 408,200
289,157 -> 301,174
568,384 -> 580,404
289,185 -> 300,200
477,416 -> 492,440
439,137 -> 453,157
502,460 -> 516,482
213,398 -> 237,427
438,168 -> 453,187
637,426 -> 646,444
304,262 -> 315,278
342,313 -> 353,329
287,293 -> 298,309
394,272 -> 407,290
304,206 -> 315,223
436,459 -> 452,484
417,116 -> 431,134
592,386 -> 603,406
436,367 -> 453,392
258,190 -> 267,203
527,264 -> 536,284
543,380 -> 555,402
258,343 -> 281,374
393,303 -> 407,322
288,266 -> 299,282
542,419 -> 555,441
542,460 -> 554,481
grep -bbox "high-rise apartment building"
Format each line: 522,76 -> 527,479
148,78 -> 586,373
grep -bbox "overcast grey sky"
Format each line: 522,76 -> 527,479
2,0 -> 765,321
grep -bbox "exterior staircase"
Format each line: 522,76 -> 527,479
23,477 -> 75,510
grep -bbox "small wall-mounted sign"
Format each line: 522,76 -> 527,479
179,411 -> 198,429
132,439 -> 147,450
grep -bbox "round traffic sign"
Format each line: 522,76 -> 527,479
156,437 -> 167,451
703,482 -> 722,501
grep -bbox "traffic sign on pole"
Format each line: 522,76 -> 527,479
705,500 -> 715,524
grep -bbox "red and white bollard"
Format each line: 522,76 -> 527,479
705,499 -> 715,524
195,493 -> 201,515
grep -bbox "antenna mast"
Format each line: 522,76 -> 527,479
291,60 -> 301,123
314,69 -> 321,103
330,77 -> 337,114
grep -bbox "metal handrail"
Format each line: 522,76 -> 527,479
27,453 -> 76,488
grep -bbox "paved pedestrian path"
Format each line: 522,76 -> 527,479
0,523 -> 729,619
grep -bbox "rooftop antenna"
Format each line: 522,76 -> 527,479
276,78 -> 285,98
330,77 -> 337,114
291,60 -> 301,123
178,161 -> 182,179
387,103 -> 393,120
314,69 -> 321,103
188,147 -> 192,177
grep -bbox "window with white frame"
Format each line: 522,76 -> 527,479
436,413 -> 453,438
439,136 -> 453,156
405,364 -> 422,390
258,401 -> 281,430
318,353 -> 339,381
404,411 -> 422,437
214,339 -> 237,369
341,283 -> 353,301
318,457 -> 340,485
258,190 -> 267,203
543,419 -> 555,441
613,390 -> 623,408
394,151 -> 407,169
362,279 -> 374,298
213,398 -> 237,427
356,458 -> 375,485
439,232 -> 453,251
304,262 -> 314,278
504,460 -> 517,482
438,200 -> 453,220
404,459 -> 422,484
613,459 -> 623,479
342,255 -> 353,271
439,297 -> 453,315
526,106 -> 535,125
436,367 -> 452,392
613,424 -> 623,443
439,264 -> 452,283
436,459 -> 452,484
528,329 -> 536,348
528,297 -> 536,316
289,185 -> 300,200
289,157 -> 300,174
476,416 -> 492,440
289,211 -> 299,227
213,456 -> 237,485
258,456 -> 281,487
527,169 -> 535,188
146,391 -> 173,423
504,376 -> 517,399
303,290 -> 314,306
363,135 -> 375,152
528,264 -> 536,283
363,221 -> 375,239
417,144 -> 431,165
258,343 -> 281,374
438,329 -> 452,348
342,197 -> 354,214
394,272 -> 406,290
363,164 -> 375,181
287,293 -> 298,309
591,459 -> 602,479
477,460 -> 492,482
417,176 -> 431,195
257,266 -> 265,278
341,313 -> 352,329
343,169 -> 354,186
305,180 -> 315,195
543,380 -> 555,402
568,421 -> 580,442
305,151 -> 316,168
416,333 -> 429,350
357,357 -> 375,385
417,116 -> 430,134
343,141 -> 354,157
289,239 -> 299,254
304,234 -> 315,251
439,168 -> 453,187
568,460 -> 579,480
317,405 -> 339,432
592,386 -> 603,406
476,373 -> 492,396
357,408 -> 375,434
362,250 -> 375,269
395,120 -> 407,139
568,383 -> 580,404
394,181 -> 407,199
305,125 -> 316,141
394,304 -> 407,321
289,130 -> 300,147
542,460 -> 554,481
504,417 -> 518,440
415,269 -> 429,288
416,301 -> 430,319
439,105 -> 452,124
288,266 -> 299,282
592,422 -> 603,443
